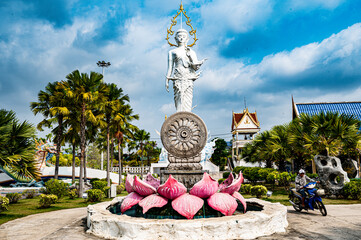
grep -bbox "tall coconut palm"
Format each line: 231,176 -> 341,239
30,81 -> 69,179
269,124 -> 291,171
134,129 -> 150,177
0,109 -> 40,180
100,83 -> 129,188
59,70 -> 105,197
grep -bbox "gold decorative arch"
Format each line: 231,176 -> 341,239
166,3 -> 198,47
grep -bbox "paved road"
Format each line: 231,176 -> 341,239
1,204 -> 361,239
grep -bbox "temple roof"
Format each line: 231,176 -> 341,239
292,97 -> 361,121
232,108 -> 260,132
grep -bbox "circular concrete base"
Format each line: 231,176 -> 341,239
87,197 -> 288,240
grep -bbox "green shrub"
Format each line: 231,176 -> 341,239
222,171 -> 234,179
92,180 -> 110,196
39,194 -> 58,208
343,181 -> 361,200
68,189 -> 78,199
0,196 -> 9,213
306,173 -> 319,179
243,167 -> 262,182
89,178 -> 100,185
350,178 -> 361,182
44,179 -> 68,199
251,185 -> 268,198
117,183 -> 125,194
22,189 -> 36,199
290,173 -> 297,182
218,178 -> 225,184
266,171 -> 279,184
233,166 -> 248,174
87,189 -> 105,202
6,193 -> 21,203
279,172 -> 291,187
240,184 -> 252,194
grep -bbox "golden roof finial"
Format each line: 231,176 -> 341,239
166,3 -> 198,47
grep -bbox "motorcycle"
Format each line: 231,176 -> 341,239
289,182 -> 327,216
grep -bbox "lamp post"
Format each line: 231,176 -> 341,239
97,60 -> 111,170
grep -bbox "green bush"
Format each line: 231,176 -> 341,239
350,178 -> 361,182
306,173 -> 319,179
343,181 -> 361,200
87,189 -> 105,202
44,179 -> 68,199
240,184 -> 252,194
92,180 -> 110,196
39,194 -> 58,208
222,171 -> 235,179
117,183 -> 125,194
68,189 -> 78,199
233,166 -> 248,174
266,171 -> 279,184
251,185 -> 268,198
0,196 -> 9,213
243,167 -> 262,182
290,173 -> 297,182
218,178 -> 225,184
6,193 -> 21,203
22,189 -> 36,199
89,178 -> 100,185
278,172 -> 291,187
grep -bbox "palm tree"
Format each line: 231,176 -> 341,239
0,109 -> 40,180
59,70 -> 105,197
134,129 -> 150,177
30,81 -> 69,179
269,124 -> 291,171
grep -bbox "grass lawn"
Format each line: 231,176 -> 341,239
242,184 -> 361,206
0,192 -> 128,225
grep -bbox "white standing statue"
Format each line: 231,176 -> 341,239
166,29 -> 206,112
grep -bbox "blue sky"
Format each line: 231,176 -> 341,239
1,0 -> 361,143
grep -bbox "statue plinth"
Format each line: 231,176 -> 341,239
160,111 -> 208,189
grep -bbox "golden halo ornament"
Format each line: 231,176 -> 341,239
166,3 -> 198,47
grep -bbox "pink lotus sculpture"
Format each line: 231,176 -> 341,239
121,172 -> 247,219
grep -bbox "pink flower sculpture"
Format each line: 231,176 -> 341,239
121,173 -> 247,219
144,172 -> 160,189
218,172 -> 234,191
157,175 -> 187,200
125,174 -> 134,193
190,172 -> 218,198
121,192 -> 143,213
139,194 -> 168,214
172,193 -> 204,219
207,192 -> 238,216
220,172 -> 244,195
133,175 -> 157,196
232,191 -> 247,213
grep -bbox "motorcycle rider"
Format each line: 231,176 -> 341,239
295,169 -> 318,208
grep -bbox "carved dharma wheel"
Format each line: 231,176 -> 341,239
161,112 -> 207,158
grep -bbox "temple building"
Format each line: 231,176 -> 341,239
292,97 -> 361,121
231,108 -> 260,164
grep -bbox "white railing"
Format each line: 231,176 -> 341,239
114,166 -> 150,174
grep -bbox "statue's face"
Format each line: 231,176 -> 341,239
175,31 -> 188,44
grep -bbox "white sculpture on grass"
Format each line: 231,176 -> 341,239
165,29 -> 206,112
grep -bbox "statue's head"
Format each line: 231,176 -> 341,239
175,29 -> 189,45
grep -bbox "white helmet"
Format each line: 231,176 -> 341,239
299,169 -> 305,174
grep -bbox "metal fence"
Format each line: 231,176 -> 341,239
112,166 -> 150,174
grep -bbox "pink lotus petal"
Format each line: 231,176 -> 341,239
172,193 -> 204,219
144,172 -> 160,189
139,194 -> 168,214
157,175 -> 187,200
220,172 -> 244,195
232,191 -> 247,213
121,192 -> 143,213
219,172 -> 234,191
207,192 -> 238,216
190,172 -> 219,198
133,175 -> 157,196
125,174 -> 134,193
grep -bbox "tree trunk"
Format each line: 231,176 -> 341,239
78,104 -> 86,198
84,148 -> 87,182
54,115 -> 63,179
106,121 -> 110,188
72,143 -> 76,183
111,139 -> 114,171
141,142 -> 144,178
118,142 -> 123,185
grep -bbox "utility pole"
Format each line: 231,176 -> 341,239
97,60 -> 111,171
